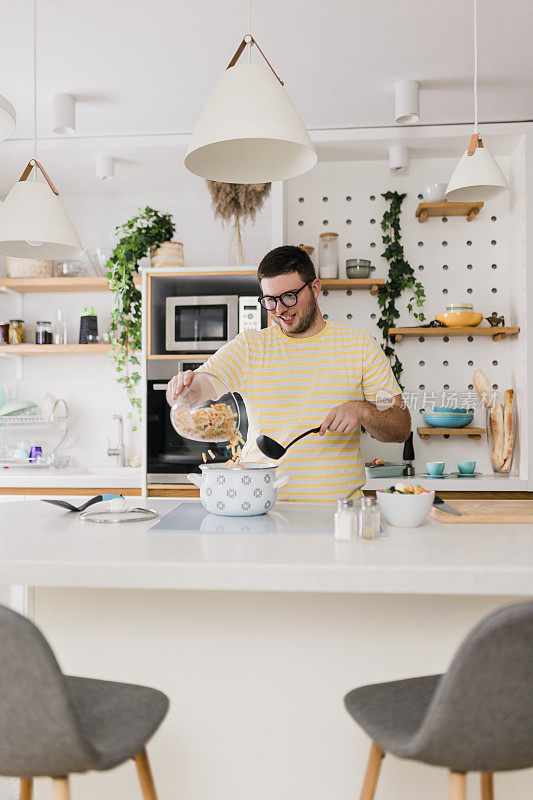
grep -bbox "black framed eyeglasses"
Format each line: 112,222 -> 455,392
258,279 -> 313,311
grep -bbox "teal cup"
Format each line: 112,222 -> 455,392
457,461 -> 476,474
426,461 -> 445,476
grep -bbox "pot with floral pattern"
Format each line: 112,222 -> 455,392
187,463 -> 290,516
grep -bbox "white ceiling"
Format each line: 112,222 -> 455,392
1,0 -> 532,140
0,0 -> 530,197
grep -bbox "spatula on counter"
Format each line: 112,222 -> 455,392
41,494 -> 124,513
256,427 -> 321,460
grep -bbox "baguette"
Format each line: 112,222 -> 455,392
473,369 -> 496,409
489,402 -> 505,469
501,389 -> 514,472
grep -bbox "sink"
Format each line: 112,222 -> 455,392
83,466 -> 142,477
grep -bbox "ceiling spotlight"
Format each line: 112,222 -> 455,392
95,154 -> 114,180
389,145 -> 408,174
0,95 -> 16,140
52,93 -> 75,135
395,80 -> 420,125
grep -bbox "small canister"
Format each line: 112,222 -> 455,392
357,496 -> 380,540
36,321 -> 53,345
318,232 -> 339,279
335,497 -> 356,541
0,322 -> 9,344
8,320 -> 24,345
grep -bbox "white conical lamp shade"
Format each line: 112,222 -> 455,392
185,61 -> 318,183
446,142 -> 509,202
0,176 -> 83,259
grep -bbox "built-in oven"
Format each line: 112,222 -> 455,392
165,295 -> 264,351
147,360 -> 249,484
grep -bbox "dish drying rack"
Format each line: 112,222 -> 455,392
0,399 -> 69,468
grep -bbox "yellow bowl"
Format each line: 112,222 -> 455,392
435,311 -> 483,327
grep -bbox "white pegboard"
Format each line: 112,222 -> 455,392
285,156 -> 526,479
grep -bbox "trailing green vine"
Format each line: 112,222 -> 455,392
106,206 -> 175,425
377,191 -> 426,389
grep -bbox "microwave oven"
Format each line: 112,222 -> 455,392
165,295 -> 263,352
147,359 -> 249,484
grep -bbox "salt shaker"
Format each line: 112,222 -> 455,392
335,498 -> 356,541
357,496 -> 380,540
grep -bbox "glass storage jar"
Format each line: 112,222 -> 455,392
36,321 -> 53,345
8,319 -> 24,345
0,322 -> 9,344
318,232 -> 339,279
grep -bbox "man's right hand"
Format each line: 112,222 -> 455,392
166,370 -> 194,407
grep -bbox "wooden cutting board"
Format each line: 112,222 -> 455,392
430,500 -> 533,524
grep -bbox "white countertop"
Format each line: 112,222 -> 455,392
0,466 -> 142,489
0,499 -> 532,595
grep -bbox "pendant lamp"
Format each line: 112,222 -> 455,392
185,35 -> 318,183
0,0 -> 83,259
446,0 -> 508,202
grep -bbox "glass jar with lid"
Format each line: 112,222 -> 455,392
357,496 -> 380,540
36,321 -> 53,345
8,320 -> 24,345
335,497 -> 356,541
318,232 -> 339,279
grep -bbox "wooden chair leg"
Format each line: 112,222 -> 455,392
52,777 -> 70,800
359,741 -> 385,800
18,778 -> 33,800
449,771 -> 467,800
480,773 -> 494,800
135,748 -> 159,800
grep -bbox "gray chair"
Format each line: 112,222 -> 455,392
0,604 -> 169,800
344,601 -> 533,800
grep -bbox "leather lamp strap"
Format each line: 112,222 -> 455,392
467,132 -> 484,156
226,35 -> 284,85
18,159 -> 59,195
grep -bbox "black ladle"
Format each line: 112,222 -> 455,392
256,426 -> 321,460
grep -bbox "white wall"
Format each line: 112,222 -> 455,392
0,182 -> 272,468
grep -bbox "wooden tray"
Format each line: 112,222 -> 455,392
430,500 -> 533,524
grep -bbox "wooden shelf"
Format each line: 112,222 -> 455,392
415,201 -> 484,223
147,353 -> 215,361
0,344 -> 112,355
0,277 -> 140,293
321,278 -> 384,294
389,326 -> 519,342
417,427 -> 486,441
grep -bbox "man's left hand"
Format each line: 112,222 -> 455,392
319,401 -> 366,436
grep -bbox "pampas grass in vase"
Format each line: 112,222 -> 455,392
206,181 -> 271,265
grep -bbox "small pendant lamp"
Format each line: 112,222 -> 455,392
446,0 -> 509,202
185,34 -> 317,183
0,0 -> 83,259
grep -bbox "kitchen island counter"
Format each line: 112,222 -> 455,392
1,499 -> 532,596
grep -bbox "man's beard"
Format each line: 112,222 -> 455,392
276,295 -> 319,335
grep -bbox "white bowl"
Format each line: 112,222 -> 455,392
377,489 -> 435,528
422,183 -> 448,203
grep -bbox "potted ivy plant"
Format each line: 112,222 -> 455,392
377,191 -> 426,388
106,206 -> 175,424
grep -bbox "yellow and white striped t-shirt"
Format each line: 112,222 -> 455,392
197,322 -> 401,502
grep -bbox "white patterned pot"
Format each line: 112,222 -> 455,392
187,463 -> 289,516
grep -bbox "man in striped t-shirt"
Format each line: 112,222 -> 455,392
167,246 -> 411,501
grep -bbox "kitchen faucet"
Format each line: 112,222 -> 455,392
107,414 -> 125,467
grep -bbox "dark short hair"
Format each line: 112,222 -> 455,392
257,245 -> 316,284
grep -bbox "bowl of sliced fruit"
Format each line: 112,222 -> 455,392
376,482 -> 434,528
